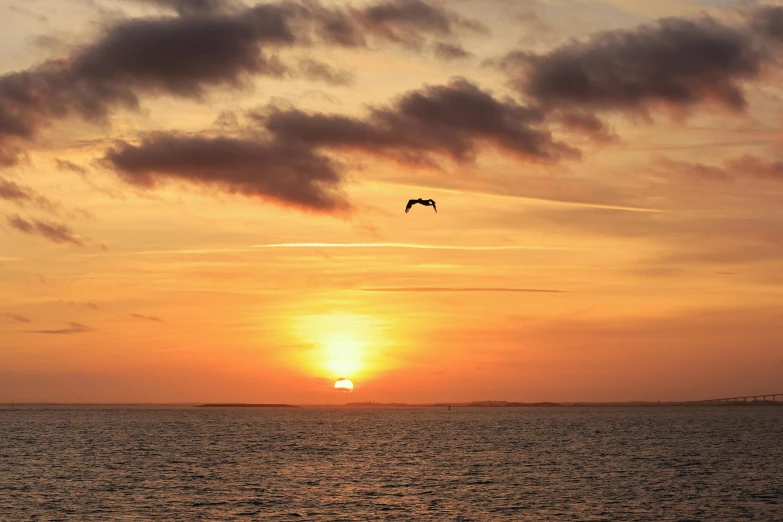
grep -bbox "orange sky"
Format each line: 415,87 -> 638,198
1,0 -> 782,403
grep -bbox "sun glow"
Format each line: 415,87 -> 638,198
292,312 -> 392,379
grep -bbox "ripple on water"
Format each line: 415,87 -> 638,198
0,406 -> 781,520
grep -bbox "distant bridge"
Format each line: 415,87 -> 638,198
697,393 -> 782,404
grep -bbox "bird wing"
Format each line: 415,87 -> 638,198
405,199 -> 415,213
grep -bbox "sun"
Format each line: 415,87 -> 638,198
334,378 -> 354,392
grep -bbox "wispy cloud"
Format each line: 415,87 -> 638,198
376,181 -> 664,213
27,322 -> 93,335
5,313 -> 31,323
361,287 -> 570,293
6,214 -> 86,246
252,242 -> 568,251
130,313 -> 165,323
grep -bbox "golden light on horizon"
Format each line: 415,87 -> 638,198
334,378 -> 354,392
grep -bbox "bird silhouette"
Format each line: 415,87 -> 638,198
405,198 -> 437,213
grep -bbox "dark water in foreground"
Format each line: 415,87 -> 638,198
0,407 -> 781,520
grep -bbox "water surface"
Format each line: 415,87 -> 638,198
1,406 -> 781,520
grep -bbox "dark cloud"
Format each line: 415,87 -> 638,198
433,42 -> 473,61
750,5 -> 783,43
725,155 -> 783,180
103,78 -> 577,212
0,3 -> 297,166
258,77 -> 579,164
555,111 -> 617,143
356,0 -> 487,49
104,134 -> 350,213
498,15 -> 772,120
5,313 -> 31,323
7,214 -> 86,246
130,313 -> 165,322
139,0 -> 243,17
27,322 -> 93,335
0,0 -> 486,170
362,287 -> 569,293
0,177 -> 60,212
296,58 -> 354,86
655,154 -> 783,182
55,159 -> 88,175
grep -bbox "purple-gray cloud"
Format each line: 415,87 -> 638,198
7,214 -> 86,246
104,134 -> 350,213
491,8 -> 783,136
5,313 -> 31,323
0,177 -> 60,212
257,77 -> 580,164
103,78 -> 578,212
27,322 -> 93,335
0,0 -> 485,170
130,313 -> 165,322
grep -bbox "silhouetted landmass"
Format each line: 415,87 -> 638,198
197,403 -> 298,408
343,400 -> 782,408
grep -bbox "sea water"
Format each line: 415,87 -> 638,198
1,406 -> 781,520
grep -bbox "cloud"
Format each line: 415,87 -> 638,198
103,78 -> 577,212
27,322 -> 93,334
496,13 -> 778,120
257,77 -> 580,164
354,0 -> 488,49
655,154 -> 783,182
54,159 -> 88,175
361,287 -> 569,293
138,0 -> 243,17
0,0 -> 486,174
5,313 -> 31,323
433,42 -> 473,61
0,2 -> 300,167
6,214 -> 86,246
104,134 -> 350,213
750,5 -> 783,43
555,111 -> 617,143
61,300 -> 100,309
296,58 -> 354,86
130,313 -> 165,322
0,177 -> 60,212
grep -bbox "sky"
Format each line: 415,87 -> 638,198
1,0 -> 782,404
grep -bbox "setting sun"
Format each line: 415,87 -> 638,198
334,378 -> 354,392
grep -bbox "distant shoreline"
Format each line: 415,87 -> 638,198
197,404 -> 298,408
2,401 -> 780,408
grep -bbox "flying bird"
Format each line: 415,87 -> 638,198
405,198 -> 437,213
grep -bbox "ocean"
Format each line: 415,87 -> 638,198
1,406 -> 781,520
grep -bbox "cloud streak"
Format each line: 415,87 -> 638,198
0,177 -> 60,213
130,313 -> 165,322
5,313 -> 31,323
361,287 -> 569,293
27,322 -> 93,335
6,214 -> 86,246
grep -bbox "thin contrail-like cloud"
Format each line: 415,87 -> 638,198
375,182 -> 664,213
252,243 -> 567,251
86,243 -> 575,256
361,287 -> 570,293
